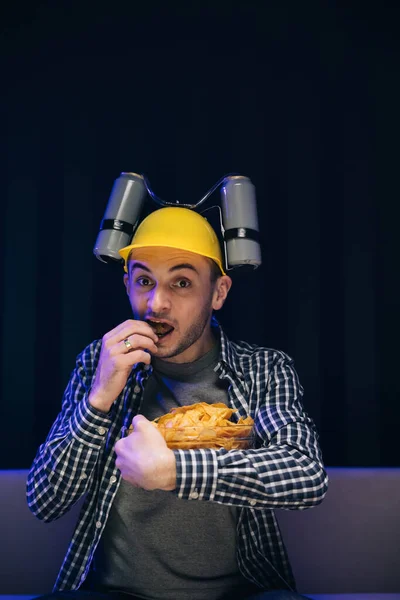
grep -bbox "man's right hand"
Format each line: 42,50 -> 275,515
88,319 -> 159,414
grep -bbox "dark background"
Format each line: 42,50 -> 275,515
1,0 -> 399,468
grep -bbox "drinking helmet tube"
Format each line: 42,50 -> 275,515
93,172 -> 147,264
220,175 -> 262,270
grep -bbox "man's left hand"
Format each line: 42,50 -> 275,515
115,415 -> 177,491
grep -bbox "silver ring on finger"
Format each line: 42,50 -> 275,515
123,338 -> 133,352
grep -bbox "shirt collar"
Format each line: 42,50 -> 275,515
211,316 -> 242,377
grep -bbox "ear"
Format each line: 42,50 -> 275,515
123,273 -> 129,294
212,275 -> 232,311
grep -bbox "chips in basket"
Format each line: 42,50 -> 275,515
129,402 -> 254,450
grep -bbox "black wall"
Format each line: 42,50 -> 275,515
1,1 -> 399,468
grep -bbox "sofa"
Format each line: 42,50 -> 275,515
1,468 -> 400,600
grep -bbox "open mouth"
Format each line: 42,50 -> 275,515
146,319 -> 175,338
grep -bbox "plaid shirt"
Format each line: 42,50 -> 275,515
27,323 -> 328,593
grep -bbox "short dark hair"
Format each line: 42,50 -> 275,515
208,258 -> 223,283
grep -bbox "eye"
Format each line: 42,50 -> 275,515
136,276 -> 153,287
174,279 -> 191,289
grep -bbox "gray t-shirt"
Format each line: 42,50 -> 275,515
89,344 -> 254,600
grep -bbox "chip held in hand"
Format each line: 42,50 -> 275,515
128,402 -> 254,450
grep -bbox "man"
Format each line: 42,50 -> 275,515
27,207 -> 328,600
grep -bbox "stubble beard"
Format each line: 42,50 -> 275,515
134,293 -> 214,361
156,302 -> 213,360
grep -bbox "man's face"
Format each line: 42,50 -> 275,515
123,247 -> 231,363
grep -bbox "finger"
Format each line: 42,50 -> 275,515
119,333 -> 158,355
115,455 -> 123,470
106,320 -> 159,346
119,349 -> 152,368
115,435 -> 130,455
114,439 -> 122,455
131,415 -> 149,431
123,320 -> 159,344
100,319 -> 137,343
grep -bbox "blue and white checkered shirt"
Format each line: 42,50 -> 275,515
27,322 -> 328,592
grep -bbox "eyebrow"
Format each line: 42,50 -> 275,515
169,263 -> 199,275
129,262 -> 151,275
129,262 -> 199,276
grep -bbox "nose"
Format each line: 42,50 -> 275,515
147,284 -> 171,313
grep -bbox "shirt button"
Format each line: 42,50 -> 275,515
95,521 -> 102,529
80,473 -> 87,480
144,364 -> 150,371
189,490 -> 199,500
134,385 -> 141,393
110,475 -> 117,484
97,427 -> 106,436
249,499 -> 256,506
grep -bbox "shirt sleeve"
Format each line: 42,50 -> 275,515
26,342 -> 113,522
173,352 -> 328,510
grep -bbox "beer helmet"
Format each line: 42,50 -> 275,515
94,172 -> 262,273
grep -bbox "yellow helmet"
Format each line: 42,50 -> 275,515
118,207 -> 226,275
